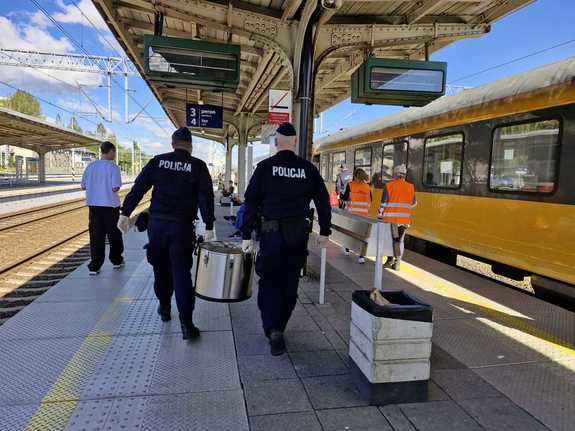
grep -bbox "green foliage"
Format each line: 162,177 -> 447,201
0,90 -> 42,117
96,122 -> 107,138
67,116 -> 83,133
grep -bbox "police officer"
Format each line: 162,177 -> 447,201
117,127 -> 215,340
241,122 -> 331,356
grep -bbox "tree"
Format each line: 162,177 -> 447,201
67,116 -> 83,133
96,122 -> 107,138
0,90 -> 42,117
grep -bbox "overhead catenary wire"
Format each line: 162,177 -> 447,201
29,0 -> 170,135
71,1 -> 125,58
0,79 -> 100,127
0,49 -> 109,122
72,0 -> 170,134
449,38 -> 575,84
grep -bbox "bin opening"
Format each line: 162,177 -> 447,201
352,290 -> 432,323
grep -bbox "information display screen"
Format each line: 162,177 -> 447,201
370,67 -> 444,93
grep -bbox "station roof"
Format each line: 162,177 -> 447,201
93,0 -> 534,143
315,56 -> 575,152
0,107 -> 103,153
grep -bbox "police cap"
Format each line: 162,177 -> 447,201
172,127 -> 192,143
276,122 -> 297,137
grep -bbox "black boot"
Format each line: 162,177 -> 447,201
157,304 -> 171,322
269,331 -> 286,356
180,320 -> 200,340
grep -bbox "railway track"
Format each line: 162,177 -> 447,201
0,197 -> 87,231
0,194 -> 150,324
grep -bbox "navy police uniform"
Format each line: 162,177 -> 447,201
241,123 -> 331,337
121,128 -> 215,332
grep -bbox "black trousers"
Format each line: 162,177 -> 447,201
88,206 -> 124,271
256,227 -> 308,333
146,217 -> 196,323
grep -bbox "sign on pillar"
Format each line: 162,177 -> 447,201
268,89 -> 292,124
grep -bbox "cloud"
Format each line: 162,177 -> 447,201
29,11 -> 51,29
58,98 -> 119,122
53,0 -> 108,31
133,115 -> 171,139
97,34 -> 126,56
0,16 -> 103,92
0,16 -> 72,52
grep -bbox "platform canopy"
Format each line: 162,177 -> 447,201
93,0 -> 533,144
0,107 -> 103,154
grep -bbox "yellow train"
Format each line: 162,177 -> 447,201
314,58 -> 575,297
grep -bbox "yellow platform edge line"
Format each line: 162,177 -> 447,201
24,294 -> 136,431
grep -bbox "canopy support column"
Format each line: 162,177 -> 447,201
297,8 -> 321,160
225,137 -> 232,185
237,115 -> 249,200
37,149 -> 46,184
247,143 -> 253,183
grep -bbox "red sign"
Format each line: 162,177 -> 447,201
268,89 -> 291,124
267,112 -> 290,124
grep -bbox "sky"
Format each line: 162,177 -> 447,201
0,0 -> 574,165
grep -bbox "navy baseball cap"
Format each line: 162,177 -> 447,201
276,122 -> 297,137
172,127 -> 192,142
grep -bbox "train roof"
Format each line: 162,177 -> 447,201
314,56 -> 575,152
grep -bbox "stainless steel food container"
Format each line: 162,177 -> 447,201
194,241 -> 254,302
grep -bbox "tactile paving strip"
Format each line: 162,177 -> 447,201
80,334 -> 161,399
63,398 -> 114,431
114,300 -> 182,336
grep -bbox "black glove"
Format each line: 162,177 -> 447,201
134,211 -> 149,232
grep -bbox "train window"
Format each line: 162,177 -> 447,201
354,147 -> 372,178
331,151 -> 346,182
381,142 -> 408,182
423,134 -> 464,188
320,153 -> 329,181
490,119 -> 560,194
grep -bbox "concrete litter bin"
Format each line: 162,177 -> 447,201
349,290 -> 433,405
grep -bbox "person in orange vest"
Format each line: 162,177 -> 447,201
378,165 -> 417,270
342,168 -> 372,264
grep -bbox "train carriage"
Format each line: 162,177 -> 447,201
314,58 -> 575,297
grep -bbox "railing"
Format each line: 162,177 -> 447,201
313,208 -> 395,303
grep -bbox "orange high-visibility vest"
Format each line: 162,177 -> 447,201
381,178 -> 415,225
347,180 -> 371,216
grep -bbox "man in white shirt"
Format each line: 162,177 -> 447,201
81,141 -> 124,275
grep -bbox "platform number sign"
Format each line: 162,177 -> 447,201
186,104 -> 223,129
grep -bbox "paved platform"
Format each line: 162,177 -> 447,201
0,204 -> 573,430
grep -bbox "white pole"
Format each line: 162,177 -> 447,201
107,72 -> 112,123
124,72 -> 129,123
374,222 -> 383,291
319,247 -> 327,304
131,142 -> 135,177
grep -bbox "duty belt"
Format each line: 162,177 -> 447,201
150,212 -> 191,222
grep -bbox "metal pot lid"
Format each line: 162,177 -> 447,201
199,241 -> 242,254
